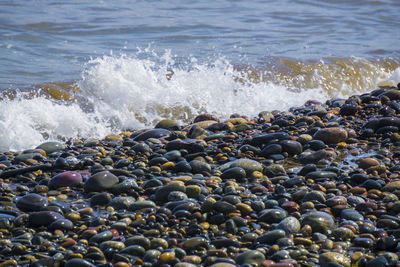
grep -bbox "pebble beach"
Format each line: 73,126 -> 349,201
1,85 -> 400,267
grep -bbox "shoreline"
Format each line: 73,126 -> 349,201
1,85 -> 400,266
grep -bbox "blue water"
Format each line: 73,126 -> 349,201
1,0 -> 399,88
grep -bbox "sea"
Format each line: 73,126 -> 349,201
0,0 -> 399,152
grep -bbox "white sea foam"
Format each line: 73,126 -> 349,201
0,52 -> 398,152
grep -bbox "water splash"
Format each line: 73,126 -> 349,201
0,51 -> 399,152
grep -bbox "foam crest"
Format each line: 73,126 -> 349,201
79,54 -> 329,126
0,95 -> 113,152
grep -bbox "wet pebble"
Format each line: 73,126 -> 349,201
16,193 -> 48,212
48,171 -> 82,189
84,171 -> 119,192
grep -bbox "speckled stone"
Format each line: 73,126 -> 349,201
275,216 -> 301,234
319,252 -> 350,267
235,250 -> 265,266
301,211 -> 334,233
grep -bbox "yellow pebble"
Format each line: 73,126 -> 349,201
200,222 -> 210,230
222,147 -> 231,153
0,259 -> 18,266
66,212 -> 81,221
78,207 -> 93,215
251,171 -> 263,179
48,196 -> 56,202
161,162 -> 175,170
105,133 -> 123,142
337,142 -> 347,149
68,253 -> 83,259
159,252 -> 175,264
57,194 -> 68,201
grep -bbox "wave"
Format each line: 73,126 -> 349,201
0,51 -> 399,152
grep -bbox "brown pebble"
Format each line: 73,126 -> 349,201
114,262 -> 130,267
358,157 -> 380,169
61,238 -> 77,248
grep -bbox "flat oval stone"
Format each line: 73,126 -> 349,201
36,141 -> 66,154
49,171 -> 82,189
189,160 -> 211,173
183,237 -> 208,251
305,171 -> 337,180
120,244 -> 146,257
341,209 -> 364,221
275,216 -> 301,234
16,193 -> 48,212
358,157 -> 380,169
255,229 -> 286,244
164,150 -> 182,161
29,211 -> 63,227
250,132 -> 289,146
89,230 -> 113,243
125,236 -> 151,249
99,240 -> 125,251
129,200 -> 156,211
49,218 -> 74,230
84,171 -> 119,192
280,140 -> 303,155
313,127 -> 348,144
133,128 -> 171,141
155,119 -> 180,130
259,209 -> 288,223
301,211 -> 334,233
235,250 -> 265,266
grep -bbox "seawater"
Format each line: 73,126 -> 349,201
0,0 -> 399,151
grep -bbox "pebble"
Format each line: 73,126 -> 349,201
48,171 -> 83,189
313,127 -> 348,144
84,171 -> 119,192
275,216 -> 301,234
301,211 -> 334,233
16,193 -> 48,212
319,252 -> 351,267
1,87 -> 400,266
133,128 -> 171,141
235,250 -> 265,266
